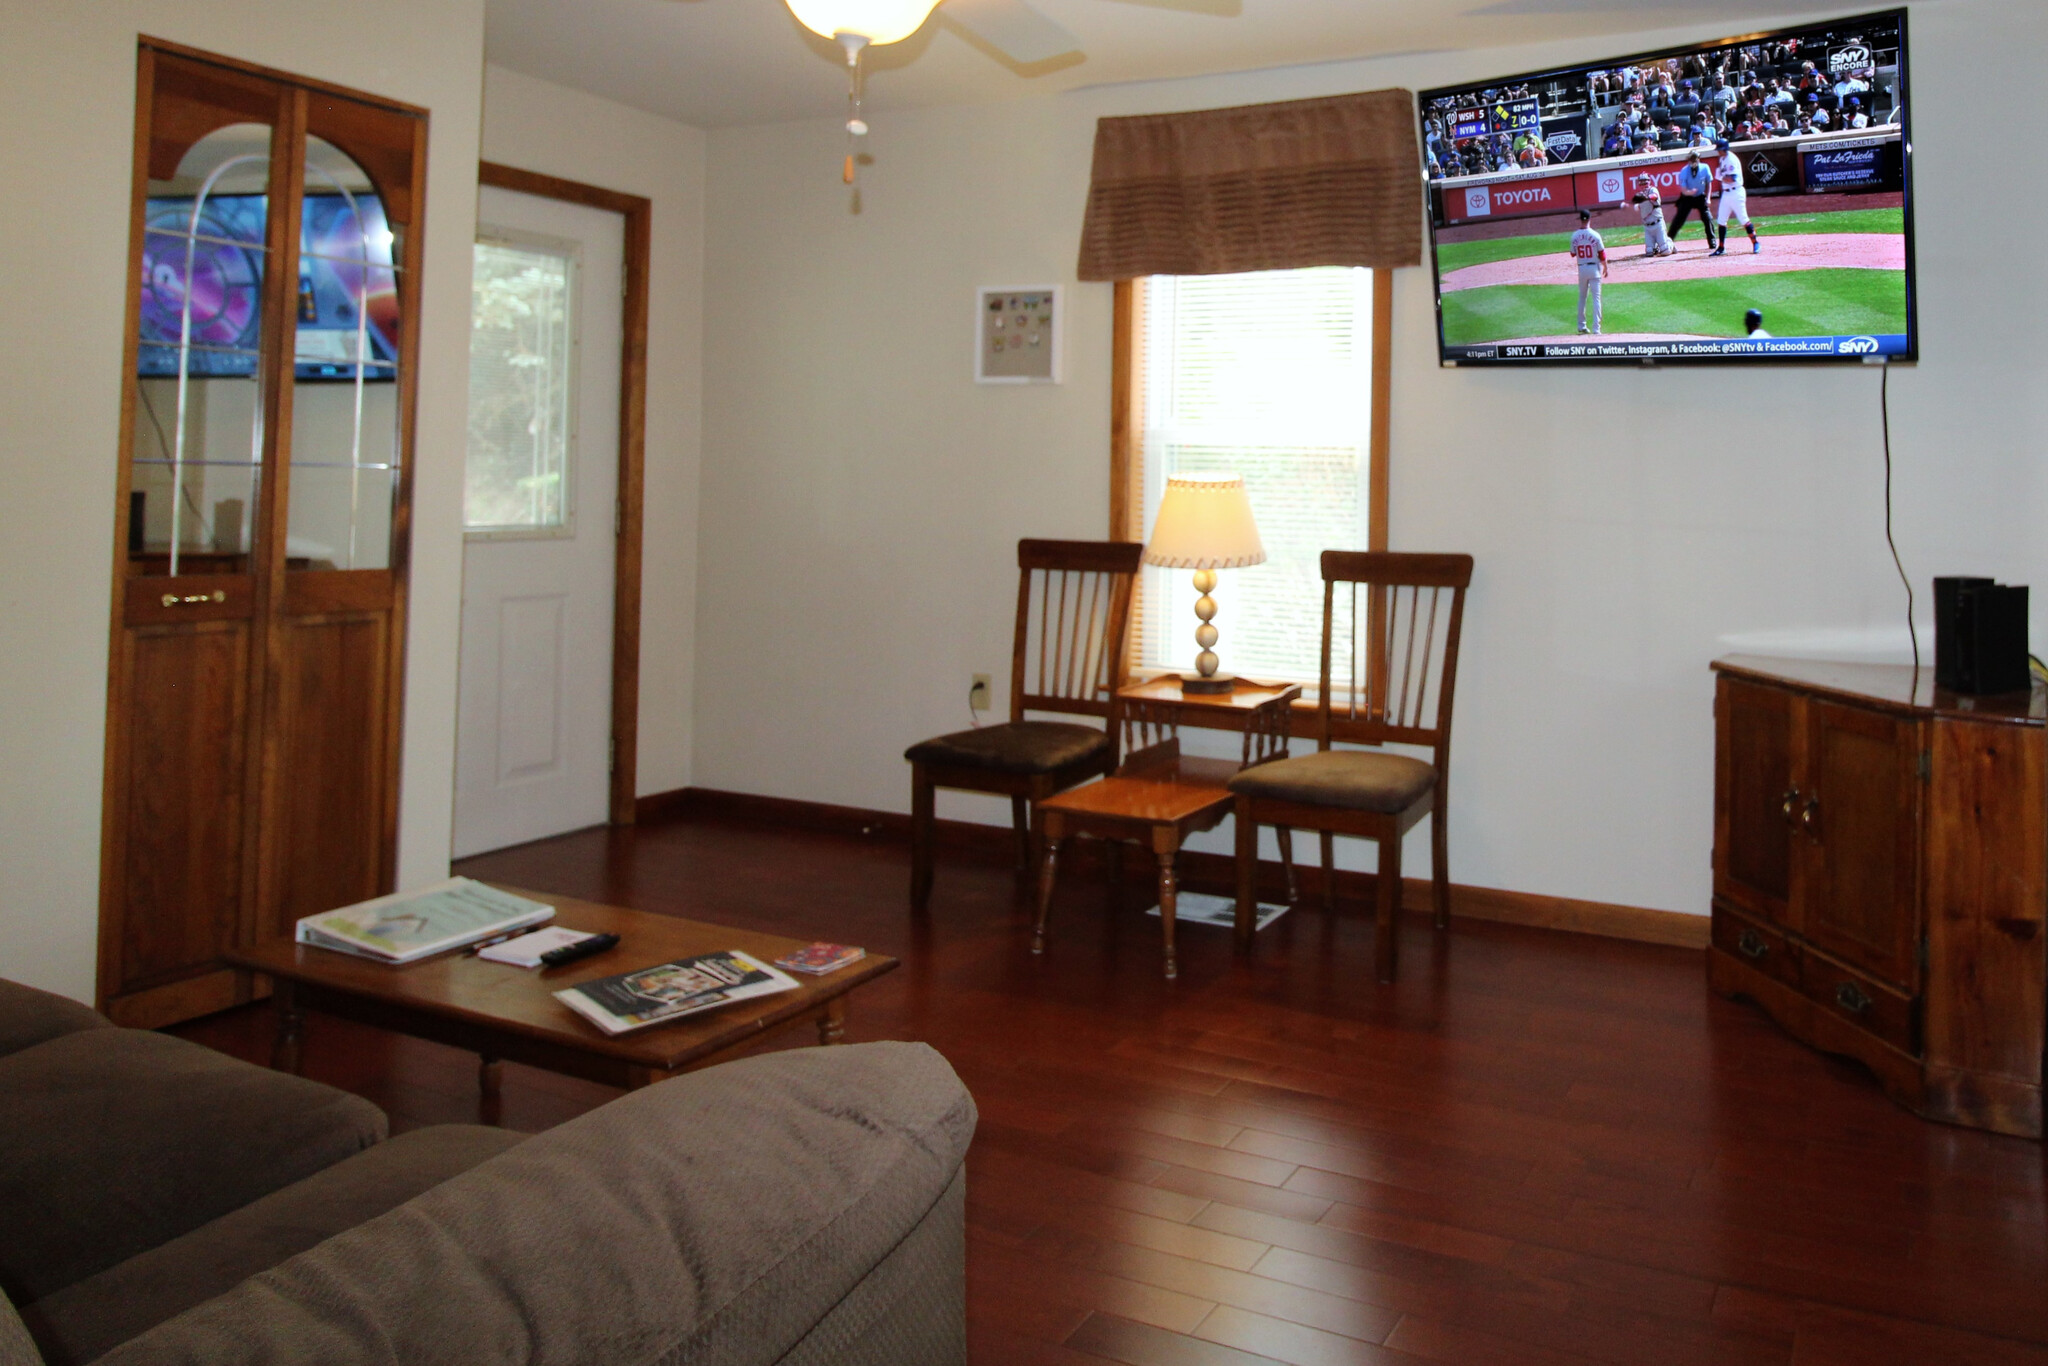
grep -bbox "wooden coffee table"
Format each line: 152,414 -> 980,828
227,888 -> 896,1122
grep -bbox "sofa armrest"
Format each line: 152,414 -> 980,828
96,1041 -> 976,1366
0,980 -> 109,1062
0,1029 -> 386,1303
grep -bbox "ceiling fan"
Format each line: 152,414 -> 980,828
783,0 -> 1236,180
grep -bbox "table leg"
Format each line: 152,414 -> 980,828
478,1055 -> 504,1126
271,980 -> 304,1074
1154,836 -> 1179,980
818,996 -> 847,1046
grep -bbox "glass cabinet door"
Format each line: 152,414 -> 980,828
133,121 -> 273,579
286,134 -> 403,572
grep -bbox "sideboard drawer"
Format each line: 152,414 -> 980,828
1712,904 -> 1799,989
1801,947 -> 1918,1056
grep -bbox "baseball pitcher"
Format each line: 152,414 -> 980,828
1570,209 -> 1608,335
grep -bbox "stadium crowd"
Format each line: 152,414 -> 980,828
1424,31 -> 1899,180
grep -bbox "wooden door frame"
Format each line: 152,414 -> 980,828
475,162 -> 650,826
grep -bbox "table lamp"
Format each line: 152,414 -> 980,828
1143,473 -> 1266,694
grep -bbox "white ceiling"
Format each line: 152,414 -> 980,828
483,0 -> 1848,130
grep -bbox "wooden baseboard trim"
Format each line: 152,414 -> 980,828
643,786 -> 1708,951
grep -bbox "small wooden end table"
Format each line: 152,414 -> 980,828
228,888 -> 896,1123
1033,682 -> 1299,978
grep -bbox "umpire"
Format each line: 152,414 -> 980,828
1669,151 -> 1713,250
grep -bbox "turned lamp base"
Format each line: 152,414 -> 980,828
1178,673 -> 1237,695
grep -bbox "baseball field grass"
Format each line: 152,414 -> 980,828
1440,266 -> 1906,343
1434,205 -> 1903,274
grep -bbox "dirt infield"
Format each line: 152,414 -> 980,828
1441,232 -> 1905,293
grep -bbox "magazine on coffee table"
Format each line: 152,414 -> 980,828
555,950 -> 799,1036
296,878 -> 555,964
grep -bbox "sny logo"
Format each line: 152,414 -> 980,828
1836,335 -> 1881,355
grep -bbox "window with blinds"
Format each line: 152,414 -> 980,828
1132,268 -> 1375,683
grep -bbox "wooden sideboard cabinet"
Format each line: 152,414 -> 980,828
1710,655 -> 2047,1138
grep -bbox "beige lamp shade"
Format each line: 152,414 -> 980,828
1143,474 -> 1266,569
785,0 -> 941,44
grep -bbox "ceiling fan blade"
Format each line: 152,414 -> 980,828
940,0 -> 1083,64
1096,0 -> 1242,15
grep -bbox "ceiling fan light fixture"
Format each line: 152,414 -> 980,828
785,0 -> 943,47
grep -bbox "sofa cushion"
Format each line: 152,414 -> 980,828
94,1041 -> 977,1366
21,1124 -> 523,1366
0,1028 -> 386,1304
904,720 -> 1110,775
0,980 -> 109,1061
1228,748 -> 1437,814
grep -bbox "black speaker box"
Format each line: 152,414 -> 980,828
1933,576 -> 1994,691
1936,578 -> 2030,696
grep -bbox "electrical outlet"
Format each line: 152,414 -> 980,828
969,674 -> 992,712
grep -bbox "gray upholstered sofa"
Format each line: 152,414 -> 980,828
0,978 -> 973,1366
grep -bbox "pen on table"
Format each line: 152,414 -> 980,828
464,929 -> 527,957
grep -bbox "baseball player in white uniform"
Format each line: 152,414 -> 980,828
1710,136 -> 1760,256
1631,174 -> 1674,257
1570,208 -> 1608,334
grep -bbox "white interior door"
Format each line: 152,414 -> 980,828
452,186 -> 623,857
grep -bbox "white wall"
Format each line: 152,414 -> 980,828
695,0 -> 2048,917
479,66 -> 708,798
0,0 -> 486,999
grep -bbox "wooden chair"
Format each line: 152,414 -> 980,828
1033,688 -> 1297,979
904,539 -> 1143,910
1229,552 -> 1474,983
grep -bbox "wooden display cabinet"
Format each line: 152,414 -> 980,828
1710,655 -> 2046,1137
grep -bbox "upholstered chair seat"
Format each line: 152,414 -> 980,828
904,722 -> 1112,776
1227,750 -> 1435,814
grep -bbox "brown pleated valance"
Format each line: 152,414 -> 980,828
1076,89 -> 1423,280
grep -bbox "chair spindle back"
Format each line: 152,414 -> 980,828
1318,552 -> 1474,758
1014,540 -> 1145,722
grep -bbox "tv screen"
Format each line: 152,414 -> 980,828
1420,9 -> 1913,365
139,192 -> 400,381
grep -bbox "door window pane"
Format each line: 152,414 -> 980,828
465,235 -> 576,535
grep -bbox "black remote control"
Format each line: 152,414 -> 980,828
539,933 -> 620,968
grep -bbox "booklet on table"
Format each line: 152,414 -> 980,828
554,950 -> 798,1036
295,878 -> 554,964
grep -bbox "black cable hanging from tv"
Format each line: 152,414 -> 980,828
1880,361 -> 1918,675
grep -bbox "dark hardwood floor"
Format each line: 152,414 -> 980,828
176,812 -> 2048,1365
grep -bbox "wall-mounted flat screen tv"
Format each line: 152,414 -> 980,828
139,192 -> 399,382
1420,9 -> 1913,365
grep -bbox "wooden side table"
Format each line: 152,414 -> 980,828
1032,685 -> 1298,979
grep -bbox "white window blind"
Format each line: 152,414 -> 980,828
1136,268 -> 1374,683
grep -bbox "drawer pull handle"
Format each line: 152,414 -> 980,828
160,590 -> 227,607
1780,788 -> 1799,825
1736,929 -> 1770,961
1835,981 -> 1872,1015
